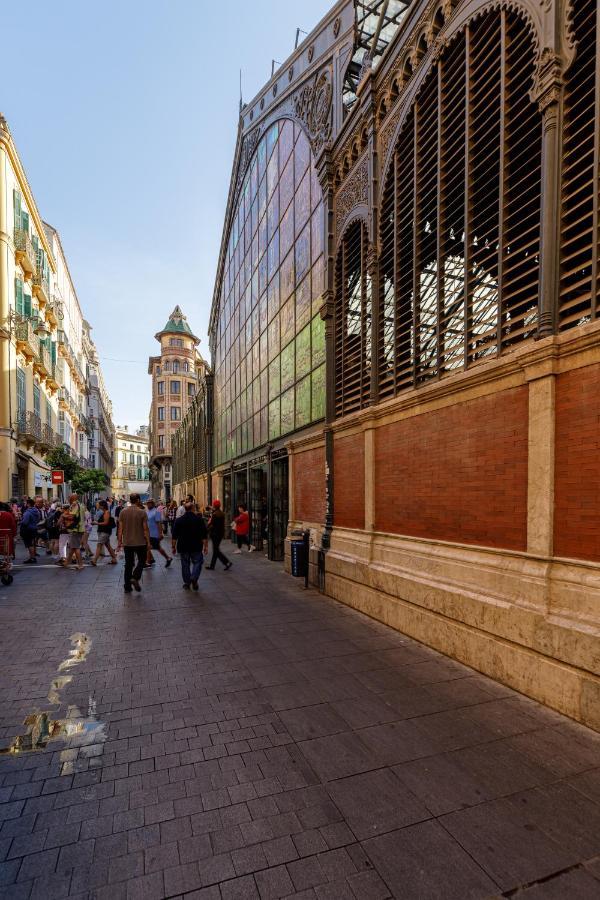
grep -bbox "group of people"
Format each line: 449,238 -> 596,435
0,491 -> 260,593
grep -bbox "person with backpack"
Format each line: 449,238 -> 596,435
20,497 -> 42,563
90,500 -> 118,566
60,493 -> 85,570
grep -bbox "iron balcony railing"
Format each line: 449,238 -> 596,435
14,318 -> 40,358
16,411 -> 42,443
36,344 -> 52,379
14,229 -> 36,274
32,265 -> 50,304
46,296 -> 64,326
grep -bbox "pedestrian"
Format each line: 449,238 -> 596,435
56,505 -> 71,563
166,500 -> 177,535
81,507 -> 93,559
171,501 -> 208,590
145,499 -> 172,568
61,493 -> 85,570
0,502 -> 17,559
176,497 -> 186,519
206,500 -> 232,571
20,497 -> 42,563
46,502 -> 61,559
90,501 -> 118,566
117,493 -> 151,594
232,503 -> 255,554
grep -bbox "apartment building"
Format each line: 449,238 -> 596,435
84,320 -> 115,484
0,113 -> 112,498
112,427 -> 150,499
148,306 -> 208,500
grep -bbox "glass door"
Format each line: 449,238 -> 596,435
270,456 -> 289,561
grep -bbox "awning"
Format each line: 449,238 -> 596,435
15,450 -> 51,470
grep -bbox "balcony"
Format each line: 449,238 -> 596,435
16,411 -> 42,445
14,229 -> 36,276
45,298 -> 64,328
34,344 -> 52,380
32,266 -> 50,307
39,422 -> 61,451
46,361 -> 60,392
59,386 -> 71,411
15,318 -> 40,360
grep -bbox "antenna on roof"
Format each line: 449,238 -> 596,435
271,59 -> 281,77
239,69 -> 243,111
295,27 -> 308,48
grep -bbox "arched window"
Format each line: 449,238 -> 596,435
173,360 -> 180,374
559,0 -> 599,329
378,8 -> 541,401
335,220 -> 371,416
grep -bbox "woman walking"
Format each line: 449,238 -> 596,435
232,503 -> 255,554
90,501 -> 118,566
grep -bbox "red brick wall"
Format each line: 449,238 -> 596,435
555,365 -> 600,561
334,433 -> 365,530
293,446 -> 326,523
374,387 -> 529,550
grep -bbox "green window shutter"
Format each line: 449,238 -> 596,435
13,190 -> 21,230
33,383 -> 40,418
45,399 -> 52,426
51,342 -> 57,364
21,210 -> 29,233
16,367 -> 26,418
32,234 -> 39,252
24,294 -> 32,318
15,278 -> 24,316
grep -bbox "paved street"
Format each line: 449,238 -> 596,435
1,541 -> 600,900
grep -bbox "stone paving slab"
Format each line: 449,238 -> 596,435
1,542 -> 600,899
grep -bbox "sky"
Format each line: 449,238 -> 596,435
2,0 -> 332,431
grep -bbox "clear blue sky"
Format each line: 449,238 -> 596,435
2,0 -> 331,430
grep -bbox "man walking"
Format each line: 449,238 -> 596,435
172,502 -> 208,590
20,497 -> 42,563
145,499 -> 172,568
117,493 -> 150,594
62,493 -> 85,570
206,500 -> 232,571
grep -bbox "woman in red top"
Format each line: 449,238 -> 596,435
0,503 -> 18,558
233,504 -> 255,554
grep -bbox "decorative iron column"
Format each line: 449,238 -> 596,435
317,147 -> 335,549
532,51 -> 565,337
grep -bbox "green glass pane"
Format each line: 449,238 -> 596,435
269,398 -> 280,440
268,315 -> 280,361
295,375 -> 311,429
311,315 -> 325,367
296,323 -> 311,380
312,363 -> 325,420
296,274 -> 311,332
281,341 -> 295,391
269,355 -> 280,397
280,295 -> 295,346
281,387 -> 294,435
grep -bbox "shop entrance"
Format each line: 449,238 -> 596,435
249,465 -> 268,552
270,455 -> 289,562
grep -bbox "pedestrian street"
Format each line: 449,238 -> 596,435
1,543 -> 600,900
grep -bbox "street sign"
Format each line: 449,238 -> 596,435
51,470 -> 64,485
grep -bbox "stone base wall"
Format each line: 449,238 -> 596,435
285,324 -> 600,732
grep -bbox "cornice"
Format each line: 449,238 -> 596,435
0,116 -> 56,271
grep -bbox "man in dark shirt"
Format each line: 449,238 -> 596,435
171,503 -> 209,590
206,500 -> 232,571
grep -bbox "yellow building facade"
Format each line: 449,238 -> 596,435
0,114 -> 108,499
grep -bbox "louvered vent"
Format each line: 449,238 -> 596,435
335,220 -> 372,416
559,0 -> 599,329
377,9 -> 541,401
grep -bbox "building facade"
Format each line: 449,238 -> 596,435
84,320 -> 115,484
171,371 -> 213,508
148,306 -> 208,500
0,113 -> 113,499
1,115 -> 63,498
197,0 -> 600,732
112,427 -> 150,499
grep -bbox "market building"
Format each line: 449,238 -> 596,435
198,0 -> 600,732
148,306 -> 208,501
